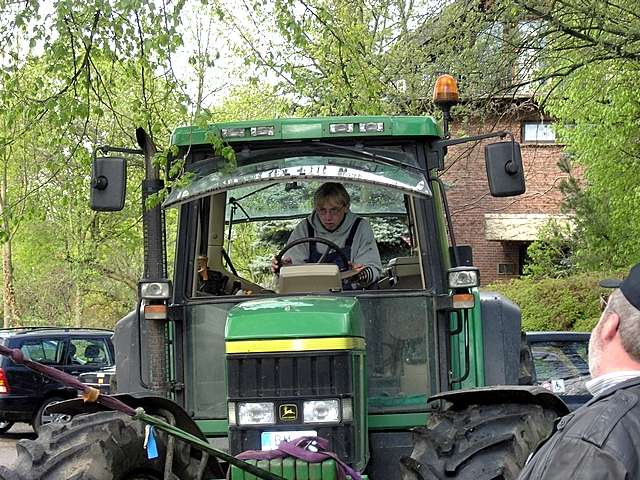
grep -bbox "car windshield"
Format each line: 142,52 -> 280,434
531,340 -> 590,396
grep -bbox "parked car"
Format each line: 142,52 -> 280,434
0,327 -> 114,433
527,331 -> 592,411
78,364 -> 116,395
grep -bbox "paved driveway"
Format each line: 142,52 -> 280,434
0,423 -> 36,468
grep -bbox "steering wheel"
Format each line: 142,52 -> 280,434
274,237 -> 350,275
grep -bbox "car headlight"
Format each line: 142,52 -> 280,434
303,399 -> 340,423
238,402 -> 275,425
448,267 -> 480,289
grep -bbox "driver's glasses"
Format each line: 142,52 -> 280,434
317,205 -> 344,216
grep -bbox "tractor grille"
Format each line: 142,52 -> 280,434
227,351 -> 358,463
227,351 -> 354,399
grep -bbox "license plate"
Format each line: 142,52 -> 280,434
260,430 -> 317,451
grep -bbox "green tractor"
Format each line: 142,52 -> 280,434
7,78 -> 566,480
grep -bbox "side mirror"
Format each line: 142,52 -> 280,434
484,141 -> 525,197
90,157 -> 127,211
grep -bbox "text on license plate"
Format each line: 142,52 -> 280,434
260,430 -> 317,451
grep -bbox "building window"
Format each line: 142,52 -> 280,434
498,263 -> 516,275
522,122 -> 556,143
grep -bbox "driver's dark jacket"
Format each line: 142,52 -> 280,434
518,376 -> 640,479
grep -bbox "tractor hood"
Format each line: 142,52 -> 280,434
225,296 -> 365,341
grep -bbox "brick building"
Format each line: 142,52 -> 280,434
443,107 -> 571,285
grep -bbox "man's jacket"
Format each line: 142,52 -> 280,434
518,376 -> 640,479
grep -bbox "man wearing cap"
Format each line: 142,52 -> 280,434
518,263 -> 640,479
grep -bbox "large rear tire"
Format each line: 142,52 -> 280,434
7,411 -> 222,480
401,401 -> 557,480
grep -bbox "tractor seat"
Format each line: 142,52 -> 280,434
386,256 -> 422,289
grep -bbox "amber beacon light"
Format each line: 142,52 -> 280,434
433,74 -> 459,107
433,74 -> 459,138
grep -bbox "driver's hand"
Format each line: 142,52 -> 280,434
350,264 -> 375,286
271,256 -> 292,273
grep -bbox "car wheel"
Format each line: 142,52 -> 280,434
33,397 -> 71,433
0,421 -> 14,434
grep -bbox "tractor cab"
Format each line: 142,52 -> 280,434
162,135 -> 434,298
165,156 -> 431,296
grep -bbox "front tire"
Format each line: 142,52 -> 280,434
11,411 -> 221,480
401,401 -> 557,480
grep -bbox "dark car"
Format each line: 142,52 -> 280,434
527,331 -> 592,411
78,365 -> 116,395
0,327 -> 114,433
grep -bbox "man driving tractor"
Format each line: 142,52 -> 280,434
271,182 -> 382,288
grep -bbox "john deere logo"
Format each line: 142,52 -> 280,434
279,404 -> 297,421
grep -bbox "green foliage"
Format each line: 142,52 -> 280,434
215,0 -> 442,116
0,0 -> 192,327
486,272 -> 620,332
209,84 -> 292,122
228,223 -> 272,284
206,131 -> 237,173
0,0 -> 638,330
544,59 -> 640,270
524,219 -> 575,278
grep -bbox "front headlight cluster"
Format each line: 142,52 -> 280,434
230,399 -> 350,426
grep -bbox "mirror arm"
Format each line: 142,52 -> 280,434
429,131 -> 514,171
95,146 -> 144,156
434,130 -> 511,149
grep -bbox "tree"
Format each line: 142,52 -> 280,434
214,0 -> 444,116
0,0 -> 195,326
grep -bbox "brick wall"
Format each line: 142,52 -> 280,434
442,113 -> 569,285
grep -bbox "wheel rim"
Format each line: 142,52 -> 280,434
41,401 -> 72,426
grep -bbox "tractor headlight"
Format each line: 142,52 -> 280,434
303,399 -> 340,423
448,267 -> 480,289
238,402 -> 275,425
139,280 -> 172,300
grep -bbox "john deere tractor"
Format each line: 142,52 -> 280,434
6,77 -> 566,480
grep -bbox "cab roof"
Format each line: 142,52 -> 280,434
170,115 -> 442,147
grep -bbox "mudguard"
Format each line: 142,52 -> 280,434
46,392 -> 207,440
429,385 -> 569,416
